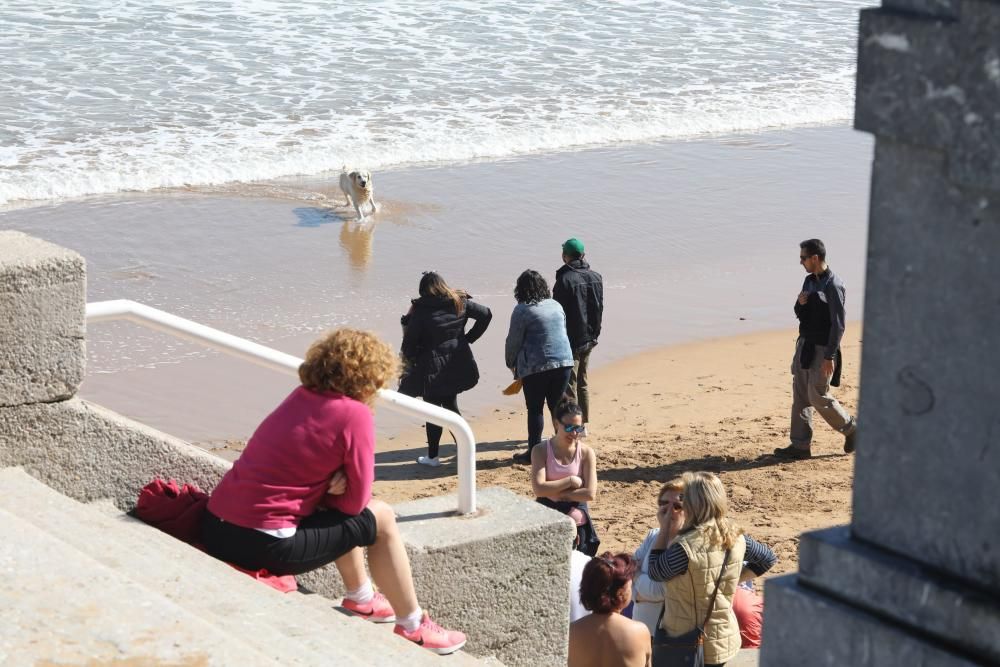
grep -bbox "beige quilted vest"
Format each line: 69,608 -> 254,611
661,525 -> 746,665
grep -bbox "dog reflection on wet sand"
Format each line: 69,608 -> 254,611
339,220 -> 375,270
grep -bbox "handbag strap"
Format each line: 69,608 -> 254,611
699,548 -> 731,631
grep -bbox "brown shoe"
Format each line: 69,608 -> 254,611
773,445 -> 811,460
844,431 -> 857,454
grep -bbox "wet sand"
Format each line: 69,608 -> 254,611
0,125 -> 871,445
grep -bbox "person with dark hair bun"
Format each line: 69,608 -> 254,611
505,269 -> 575,463
569,552 -> 651,667
531,400 -> 600,555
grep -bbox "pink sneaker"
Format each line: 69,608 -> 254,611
342,591 -> 396,623
393,613 -> 467,655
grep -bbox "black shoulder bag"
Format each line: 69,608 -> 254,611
651,549 -> 731,667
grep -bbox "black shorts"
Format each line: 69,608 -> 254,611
201,507 -> 378,576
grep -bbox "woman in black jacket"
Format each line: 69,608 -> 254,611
400,272 -> 492,467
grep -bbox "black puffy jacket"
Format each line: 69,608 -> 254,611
399,295 -> 492,398
553,259 -> 603,353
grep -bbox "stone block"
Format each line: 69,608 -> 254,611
796,526 -> 1000,664
0,397 -> 229,509
883,0 -> 961,20
0,230 -> 85,406
306,488 -> 574,667
855,3 -> 1000,190
852,140 -> 1000,590
761,575 -> 980,666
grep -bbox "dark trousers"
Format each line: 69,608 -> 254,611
424,393 -> 460,458
200,508 -> 377,576
522,366 -> 572,447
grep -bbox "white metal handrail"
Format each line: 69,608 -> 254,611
85,299 -> 478,514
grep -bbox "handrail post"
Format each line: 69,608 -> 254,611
85,299 -> 478,514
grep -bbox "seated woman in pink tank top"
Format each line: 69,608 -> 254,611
530,401 -> 600,556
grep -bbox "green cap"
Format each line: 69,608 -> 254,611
562,237 -> 585,256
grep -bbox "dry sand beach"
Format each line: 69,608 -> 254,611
363,325 -> 859,579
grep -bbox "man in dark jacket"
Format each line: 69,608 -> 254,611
553,237 -> 603,431
774,238 -> 857,460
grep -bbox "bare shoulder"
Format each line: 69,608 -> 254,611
531,440 -> 547,462
628,616 -> 652,638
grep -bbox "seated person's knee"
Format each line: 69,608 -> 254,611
367,498 -> 397,535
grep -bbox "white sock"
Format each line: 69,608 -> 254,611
398,607 -> 424,632
344,579 -> 374,605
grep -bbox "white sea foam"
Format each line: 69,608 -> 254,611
0,0 -> 871,208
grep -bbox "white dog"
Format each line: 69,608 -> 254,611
339,168 -> 378,220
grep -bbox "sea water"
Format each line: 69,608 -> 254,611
1,0 -> 870,208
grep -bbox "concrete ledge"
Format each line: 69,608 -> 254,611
0,397 -> 228,509
761,575 -> 980,666
0,231 -> 85,406
798,526 -> 1000,664
301,488 -> 576,667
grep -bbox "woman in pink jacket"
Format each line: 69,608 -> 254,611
201,329 -> 466,655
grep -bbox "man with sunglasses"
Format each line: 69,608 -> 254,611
774,238 -> 857,460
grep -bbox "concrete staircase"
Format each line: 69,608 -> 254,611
0,467 -> 492,666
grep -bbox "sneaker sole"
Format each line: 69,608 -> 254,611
425,640 -> 467,655
344,608 -> 397,623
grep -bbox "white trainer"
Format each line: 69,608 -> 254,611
417,456 -> 441,467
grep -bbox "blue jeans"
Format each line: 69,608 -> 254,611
522,366 -> 572,447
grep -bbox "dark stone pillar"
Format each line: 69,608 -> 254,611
761,2 -> 1000,664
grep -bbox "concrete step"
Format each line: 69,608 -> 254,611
0,507 -> 271,665
0,467 -> 490,666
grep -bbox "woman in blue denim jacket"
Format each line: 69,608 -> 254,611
505,269 -> 575,464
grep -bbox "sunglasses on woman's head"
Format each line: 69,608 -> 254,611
562,423 -> 585,434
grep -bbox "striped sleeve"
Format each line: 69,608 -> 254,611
647,543 -> 689,582
743,534 -> 777,576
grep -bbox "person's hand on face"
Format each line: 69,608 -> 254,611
327,469 -> 347,495
657,491 -> 685,539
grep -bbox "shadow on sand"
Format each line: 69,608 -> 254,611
599,451 -> 845,483
374,438 -> 523,481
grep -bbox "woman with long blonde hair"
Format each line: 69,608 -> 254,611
201,329 -> 466,655
646,472 -> 776,666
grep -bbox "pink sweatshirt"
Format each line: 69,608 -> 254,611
207,386 -> 375,530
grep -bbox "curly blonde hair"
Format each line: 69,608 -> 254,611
298,329 -> 399,404
680,471 -> 744,550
